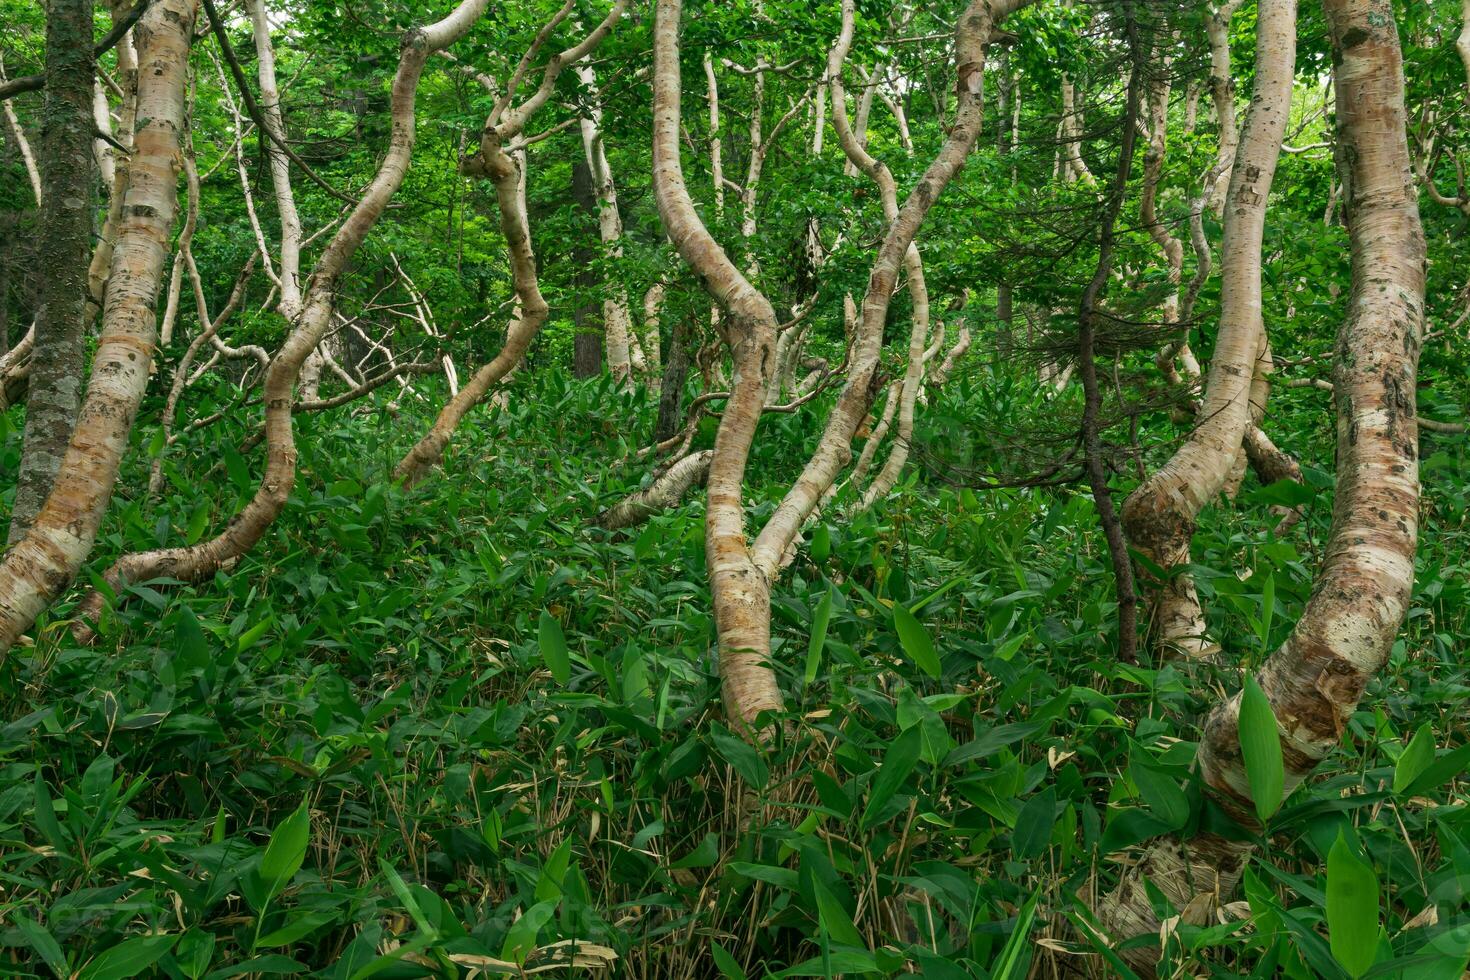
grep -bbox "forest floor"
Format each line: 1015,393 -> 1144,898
1,368 -> 1468,978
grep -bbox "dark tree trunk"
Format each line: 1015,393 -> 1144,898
572,157 -> 601,379
655,311 -> 692,443
10,0 -> 96,543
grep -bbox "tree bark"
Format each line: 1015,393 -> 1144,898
0,0 -> 195,654
572,156 -> 603,379
654,306 -> 691,444
1121,0 -> 1296,659
1099,0 -> 1424,966
9,0 -> 97,544
576,58 -> 634,382
394,1 -> 629,482
71,0 -> 494,633
653,0 -> 785,730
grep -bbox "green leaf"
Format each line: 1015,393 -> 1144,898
14,916 -> 67,978
499,899 -> 556,965
1238,677 -> 1285,822
812,878 -> 867,949
1258,573 -> 1275,650
670,832 -> 720,869
1327,832 -> 1380,978
860,726 -> 923,828
1129,751 -> 1190,829
1012,787 -> 1057,859
804,586 -> 834,684
710,941 -> 746,980
1393,724 -> 1435,795
32,771 -> 67,853
1402,743 -> 1470,798
537,609 -> 570,685
893,602 -> 941,679
710,727 -> 769,791
260,803 -> 311,899
991,888 -> 1042,980
534,838 -> 574,901
77,934 -> 178,980
254,912 -> 337,948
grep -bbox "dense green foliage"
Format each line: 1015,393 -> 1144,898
2,0 -> 1469,976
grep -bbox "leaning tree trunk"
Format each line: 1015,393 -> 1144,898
0,0 -> 195,655
8,0 -> 96,544
71,0 -> 494,632
1099,0 -> 1425,969
1120,0 -> 1296,659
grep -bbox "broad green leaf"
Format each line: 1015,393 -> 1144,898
711,941 -> 746,980
534,838 -> 574,900
77,934 -> 178,980
538,609 -> 570,685
32,771 -> 66,853
1327,832 -> 1380,978
710,727 -> 769,791
1402,743 -> 1470,798
1012,787 -> 1057,859
500,899 -> 556,965
992,887 -> 1042,980
1239,677 -> 1285,822
1129,751 -> 1190,829
1393,724 -> 1435,795
260,803 -> 311,898
892,602 -> 941,679
14,916 -> 66,978
812,878 -> 866,949
860,726 -> 923,828
670,832 -> 720,869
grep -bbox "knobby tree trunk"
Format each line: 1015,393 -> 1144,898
1121,0 -> 1296,659
0,0 -> 196,654
1098,1 -> 1424,968
9,0 -> 96,544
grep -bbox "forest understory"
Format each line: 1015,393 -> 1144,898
1,0 -> 1469,977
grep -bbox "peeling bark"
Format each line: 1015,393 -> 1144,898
595,450 -> 713,530
1121,0 -> 1296,660
1098,0 -> 1424,966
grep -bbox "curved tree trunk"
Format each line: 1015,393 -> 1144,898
652,0 -> 785,730
8,0 -> 96,544
1099,1 -> 1424,967
72,0 -> 494,632
394,1 -> 629,484
1120,0 -> 1297,659
0,0 -> 196,655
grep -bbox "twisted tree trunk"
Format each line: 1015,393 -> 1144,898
1099,0 -> 1424,968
